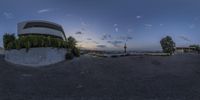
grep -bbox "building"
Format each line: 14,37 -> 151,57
175,47 -> 196,53
17,20 -> 66,40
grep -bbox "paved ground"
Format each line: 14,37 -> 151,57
0,54 -> 200,100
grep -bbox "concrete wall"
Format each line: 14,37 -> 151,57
5,48 -> 67,67
0,48 -> 4,55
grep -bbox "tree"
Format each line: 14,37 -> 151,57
3,33 -> 16,49
190,44 -> 200,53
67,36 -> 77,49
160,36 -> 176,55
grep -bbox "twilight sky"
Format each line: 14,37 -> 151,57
0,0 -> 200,51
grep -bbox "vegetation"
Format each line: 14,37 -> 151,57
71,47 -> 80,57
160,36 -> 176,55
65,52 -> 74,60
3,33 -> 16,49
68,36 -> 77,48
4,35 -> 68,50
3,33 -> 80,58
190,44 -> 200,53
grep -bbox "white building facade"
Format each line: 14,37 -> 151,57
17,20 -> 66,40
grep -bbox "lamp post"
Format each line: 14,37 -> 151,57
124,43 -> 127,54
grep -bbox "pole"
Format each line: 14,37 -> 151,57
124,43 -> 127,54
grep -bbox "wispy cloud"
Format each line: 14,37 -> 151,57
144,24 -> 153,27
75,31 -> 84,35
3,12 -> 14,19
128,29 -> 133,33
37,9 -> 51,13
179,35 -> 192,42
79,18 -> 89,34
96,45 -> 107,48
93,41 -> 99,44
144,24 -> 153,29
113,24 -> 118,27
81,22 -> 88,27
189,24 -> 195,29
136,16 -> 142,19
101,34 -> 112,40
118,36 -> 133,42
87,38 -> 92,40
107,40 -> 123,47
113,24 -> 119,32
115,28 -> 119,32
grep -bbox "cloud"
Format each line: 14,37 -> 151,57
128,29 -> 133,33
115,28 -> 119,32
93,41 -> 99,44
144,24 -> 153,29
37,9 -> 51,13
189,24 -> 195,29
87,38 -> 92,40
77,40 -> 82,43
80,20 -> 89,32
96,45 -> 107,48
113,24 -> 118,27
179,35 -> 192,42
3,12 -> 14,19
127,36 -> 133,40
107,40 -> 123,47
113,24 -> 119,32
118,36 -> 133,41
75,31 -> 84,35
101,34 -> 112,40
81,21 -> 88,27
136,16 -> 142,19
144,24 -> 153,27
81,27 -> 86,31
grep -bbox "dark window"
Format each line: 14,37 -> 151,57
19,33 -> 64,40
23,22 -> 64,33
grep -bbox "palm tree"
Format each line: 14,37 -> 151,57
68,36 -> 77,49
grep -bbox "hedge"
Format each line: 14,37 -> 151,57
3,34 -> 69,51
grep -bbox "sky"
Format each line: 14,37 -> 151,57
0,0 -> 200,51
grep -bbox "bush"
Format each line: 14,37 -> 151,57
72,47 -> 80,57
3,34 -> 70,50
160,36 -> 176,55
3,33 -> 80,60
65,52 -> 74,60
3,33 -> 16,49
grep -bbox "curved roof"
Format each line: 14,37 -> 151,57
18,20 -> 66,40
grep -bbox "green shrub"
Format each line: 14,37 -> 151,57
3,34 -> 71,50
72,47 -> 80,57
3,33 -> 16,49
65,52 -> 74,60
3,33 -> 80,60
